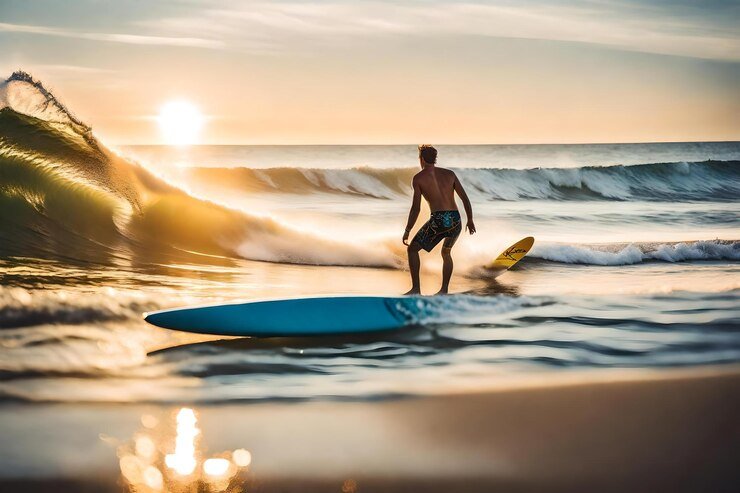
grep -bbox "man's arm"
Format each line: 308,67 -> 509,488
453,174 -> 476,234
403,177 -> 422,245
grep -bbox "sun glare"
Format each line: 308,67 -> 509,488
157,101 -> 204,146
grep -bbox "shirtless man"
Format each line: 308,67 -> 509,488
402,145 -> 476,295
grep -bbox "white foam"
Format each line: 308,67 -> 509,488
532,240 -> 740,266
235,222 -> 403,267
195,160 -> 738,203
299,168 -> 397,199
0,71 -> 91,136
649,240 -> 740,262
394,294 -> 545,325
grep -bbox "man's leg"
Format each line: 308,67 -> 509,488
404,242 -> 422,295
437,246 -> 453,295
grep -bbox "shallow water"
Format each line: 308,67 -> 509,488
1,73 -> 739,404
2,254 -> 738,404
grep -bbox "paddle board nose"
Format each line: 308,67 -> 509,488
143,310 -> 174,330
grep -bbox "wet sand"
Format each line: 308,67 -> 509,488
1,365 -> 739,492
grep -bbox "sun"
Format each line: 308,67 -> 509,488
157,101 -> 204,146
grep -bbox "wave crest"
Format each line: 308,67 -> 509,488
531,240 -> 740,266
0,72 -> 399,267
0,287 -> 158,328
185,160 -> 740,202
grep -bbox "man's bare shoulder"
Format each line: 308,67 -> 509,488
411,171 -> 424,182
431,166 -> 454,175
436,167 -> 457,180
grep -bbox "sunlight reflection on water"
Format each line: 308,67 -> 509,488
118,407 -> 249,492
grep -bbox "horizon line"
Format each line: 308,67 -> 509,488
115,139 -> 740,147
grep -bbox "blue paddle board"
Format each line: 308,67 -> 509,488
144,296 -> 418,337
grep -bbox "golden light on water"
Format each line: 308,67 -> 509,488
164,408 -> 199,476
143,465 -> 164,490
203,457 -> 231,476
118,407 -> 252,492
157,101 -> 204,146
135,434 -> 156,460
232,448 -> 252,467
141,414 -> 159,429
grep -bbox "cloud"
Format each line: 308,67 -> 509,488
139,0 -> 740,60
0,21 -> 224,49
2,1 -> 738,60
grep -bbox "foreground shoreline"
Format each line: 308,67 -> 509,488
1,365 -> 739,492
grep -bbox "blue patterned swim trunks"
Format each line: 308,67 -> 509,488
412,210 -> 462,252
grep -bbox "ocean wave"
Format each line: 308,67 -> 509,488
0,287 -> 159,328
186,166 -> 410,199
184,159 -> 740,202
0,70 -> 92,139
0,71 -> 399,267
530,240 -> 740,266
2,71 -> 737,271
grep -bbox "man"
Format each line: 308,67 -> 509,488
403,145 -> 475,295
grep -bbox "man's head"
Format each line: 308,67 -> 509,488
418,144 -> 437,167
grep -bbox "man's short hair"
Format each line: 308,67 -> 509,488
418,144 -> 437,164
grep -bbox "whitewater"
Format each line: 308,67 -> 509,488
0,71 -> 739,404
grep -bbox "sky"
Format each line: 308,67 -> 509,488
1,0 -> 739,144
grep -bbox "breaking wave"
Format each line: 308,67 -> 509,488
530,240 -> 740,266
1,71 -> 738,271
0,71 -> 399,267
185,159 -> 740,202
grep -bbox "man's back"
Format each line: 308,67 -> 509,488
414,167 -> 458,212
403,145 -> 475,294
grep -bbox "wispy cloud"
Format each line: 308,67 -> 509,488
2,2 -> 738,60
0,22 -> 224,49
139,0 -> 740,60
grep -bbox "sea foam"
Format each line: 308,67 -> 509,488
531,240 -> 740,266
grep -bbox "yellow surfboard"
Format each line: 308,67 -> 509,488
485,236 -> 535,272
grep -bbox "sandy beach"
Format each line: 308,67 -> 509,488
1,365 -> 738,492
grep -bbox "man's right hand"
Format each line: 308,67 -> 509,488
402,229 -> 410,245
466,220 -> 476,234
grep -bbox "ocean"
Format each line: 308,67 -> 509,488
1,71 -> 739,404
